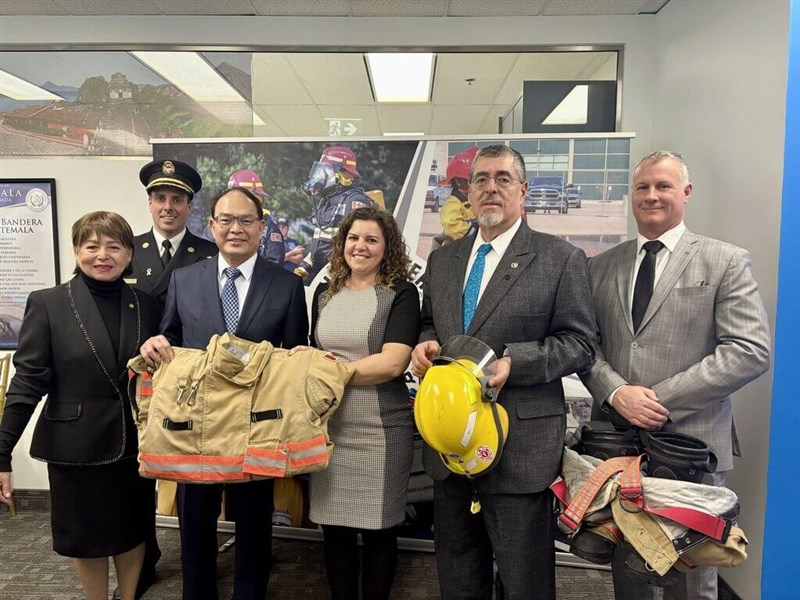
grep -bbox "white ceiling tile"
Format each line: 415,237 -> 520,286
376,104 -> 433,134
52,0 -> 161,15
259,104 -> 327,136
288,54 -> 373,105
430,104 -> 492,135
447,0 -> 546,17
348,0 -> 446,17
250,0 -> 351,16
252,109 -> 288,136
542,0 -> 646,17
478,104 -> 508,134
251,53 -> 314,105
151,0 -> 256,15
1,0 -> 70,15
434,53 -> 519,105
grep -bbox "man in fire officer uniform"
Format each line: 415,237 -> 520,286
132,160 -> 218,309
295,145 -> 376,283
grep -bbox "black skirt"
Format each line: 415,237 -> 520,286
47,458 -> 154,558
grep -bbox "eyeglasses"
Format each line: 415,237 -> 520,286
213,214 -> 261,228
470,175 -> 524,189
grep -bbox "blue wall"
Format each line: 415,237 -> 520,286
762,2 -> 800,598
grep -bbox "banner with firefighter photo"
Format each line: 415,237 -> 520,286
153,133 -> 633,541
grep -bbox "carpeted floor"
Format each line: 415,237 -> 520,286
0,494 -> 614,599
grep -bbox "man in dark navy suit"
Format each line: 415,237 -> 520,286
130,159 -> 217,310
140,186 -> 308,600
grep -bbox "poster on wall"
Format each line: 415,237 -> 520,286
153,133 -> 633,541
0,179 -> 60,350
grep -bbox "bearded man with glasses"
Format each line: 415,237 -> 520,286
139,186 -> 308,600
411,144 -> 596,600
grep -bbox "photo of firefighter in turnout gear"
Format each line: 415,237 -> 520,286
295,145 -> 379,284
433,146 -> 480,250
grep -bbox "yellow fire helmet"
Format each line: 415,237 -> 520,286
415,335 -> 509,479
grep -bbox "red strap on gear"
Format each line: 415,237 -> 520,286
559,455 -> 637,532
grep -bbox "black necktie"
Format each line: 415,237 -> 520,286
161,239 -> 173,267
631,240 -> 664,331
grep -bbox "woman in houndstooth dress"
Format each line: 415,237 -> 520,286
308,207 -> 420,600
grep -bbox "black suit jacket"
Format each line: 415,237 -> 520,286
3,276 -> 160,466
160,255 -> 308,351
419,223 -> 596,493
129,229 -> 217,309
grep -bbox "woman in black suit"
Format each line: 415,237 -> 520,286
0,211 -> 160,600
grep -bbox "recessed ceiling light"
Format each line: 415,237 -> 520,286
366,53 -> 434,103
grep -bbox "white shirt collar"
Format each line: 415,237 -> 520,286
636,221 -> 685,254
471,218 -> 522,258
151,227 -> 187,253
217,252 -> 257,281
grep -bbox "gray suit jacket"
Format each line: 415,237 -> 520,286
580,229 -> 771,471
419,223 -> 596,493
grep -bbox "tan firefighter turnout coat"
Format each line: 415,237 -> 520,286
127,333 -> 353,483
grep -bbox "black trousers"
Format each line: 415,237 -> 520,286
433,477 -> 555,600
177,480 -> 274,600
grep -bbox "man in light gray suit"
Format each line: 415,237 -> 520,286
411,145 -> 596,600
580,150 -> 771,600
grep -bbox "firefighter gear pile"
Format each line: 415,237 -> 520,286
551,446 -> 747,582
127,333 -> 353,483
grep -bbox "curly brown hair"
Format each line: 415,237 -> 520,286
324,207 -> 412,297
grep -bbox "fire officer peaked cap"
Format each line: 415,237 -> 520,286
441,146 -> 480,186
139,159 -> 202,196
228,168 -> 271,201
319,145 -> 361,178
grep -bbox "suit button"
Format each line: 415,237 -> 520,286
630,342 -> 639,349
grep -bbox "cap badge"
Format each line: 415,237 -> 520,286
162,160 -> 176,175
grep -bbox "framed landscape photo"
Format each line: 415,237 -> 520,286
0,178 -> 60,350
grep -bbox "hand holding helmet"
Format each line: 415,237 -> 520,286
414,336 -> 509,480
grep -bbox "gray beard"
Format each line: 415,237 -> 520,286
477,210 -> 503,228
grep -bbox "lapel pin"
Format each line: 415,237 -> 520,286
511,262 -> 519,269
146,268 -> 152,277
128,303 -> 135,309
188,247 -> 195,253
142,241 -> 149,249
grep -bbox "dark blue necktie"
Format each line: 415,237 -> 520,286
221,267 -> 242,334
463,243 -> 492,333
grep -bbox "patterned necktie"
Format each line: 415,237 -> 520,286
462,243 -> 493,333
631,240 -> 664,331
221,267 -> 242,334
161,239 -> 173,267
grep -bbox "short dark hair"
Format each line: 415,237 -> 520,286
71,211 -> 134,275
210,187 -> 264,221
147,185 -> 193,204
469,144 -> 527,183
